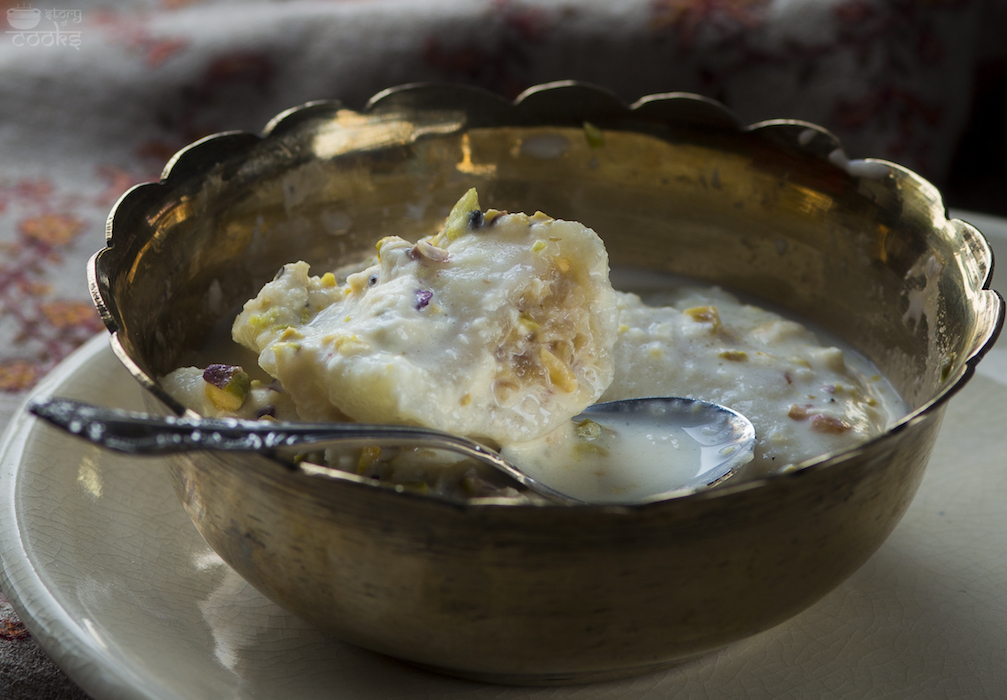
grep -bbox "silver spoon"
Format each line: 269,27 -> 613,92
27,396 -> 755,505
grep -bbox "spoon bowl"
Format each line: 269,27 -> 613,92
27,396 -> 755,505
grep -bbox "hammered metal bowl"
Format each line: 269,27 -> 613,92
89,82 -> 1003,684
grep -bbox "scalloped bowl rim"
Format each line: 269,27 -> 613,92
90,81 -> 1006,512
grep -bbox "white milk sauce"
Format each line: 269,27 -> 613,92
165,266 -> 906,500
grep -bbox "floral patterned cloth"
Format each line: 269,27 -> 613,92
0,0 -> 986,696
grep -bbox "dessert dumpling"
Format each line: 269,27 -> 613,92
232,189 -> 620,445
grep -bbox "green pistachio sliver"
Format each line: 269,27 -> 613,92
718,349 -> 748,362
203,365 -> 251,412
574,418 -> 604,441
430,188 -> 480,246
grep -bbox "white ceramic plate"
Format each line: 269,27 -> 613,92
1,210 -> 1006,700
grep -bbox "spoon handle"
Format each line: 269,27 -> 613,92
29,396 -> 496,454
27,397 -> 578,503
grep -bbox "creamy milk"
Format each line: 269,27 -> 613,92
162,192 -> 907,500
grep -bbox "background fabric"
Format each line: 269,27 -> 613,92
0,0 -> 999,696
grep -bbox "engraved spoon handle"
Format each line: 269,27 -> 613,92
27,397 -> 578,503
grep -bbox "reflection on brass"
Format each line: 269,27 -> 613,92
456,133 -> 496,176
311,108 -> 466,159
89,83 -> 1003,685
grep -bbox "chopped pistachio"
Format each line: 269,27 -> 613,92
518,312 -> 540,332
429,188 -> 480,246
531,239 -> 547,253
272,341 -> 302,355
574,418 -> 604,441
718,349 -> 748,362
374,236 -> 399,261
203,364 -> 251,412
247,308 -> 281,331
334,334 -> 369,356
539,346 -> 578,392
483,208 -> 504,225
684,305 -> 721,331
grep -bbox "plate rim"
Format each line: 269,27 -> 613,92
0,333 -> 167,700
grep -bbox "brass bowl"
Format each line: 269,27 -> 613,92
90,82 -> 1003,684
